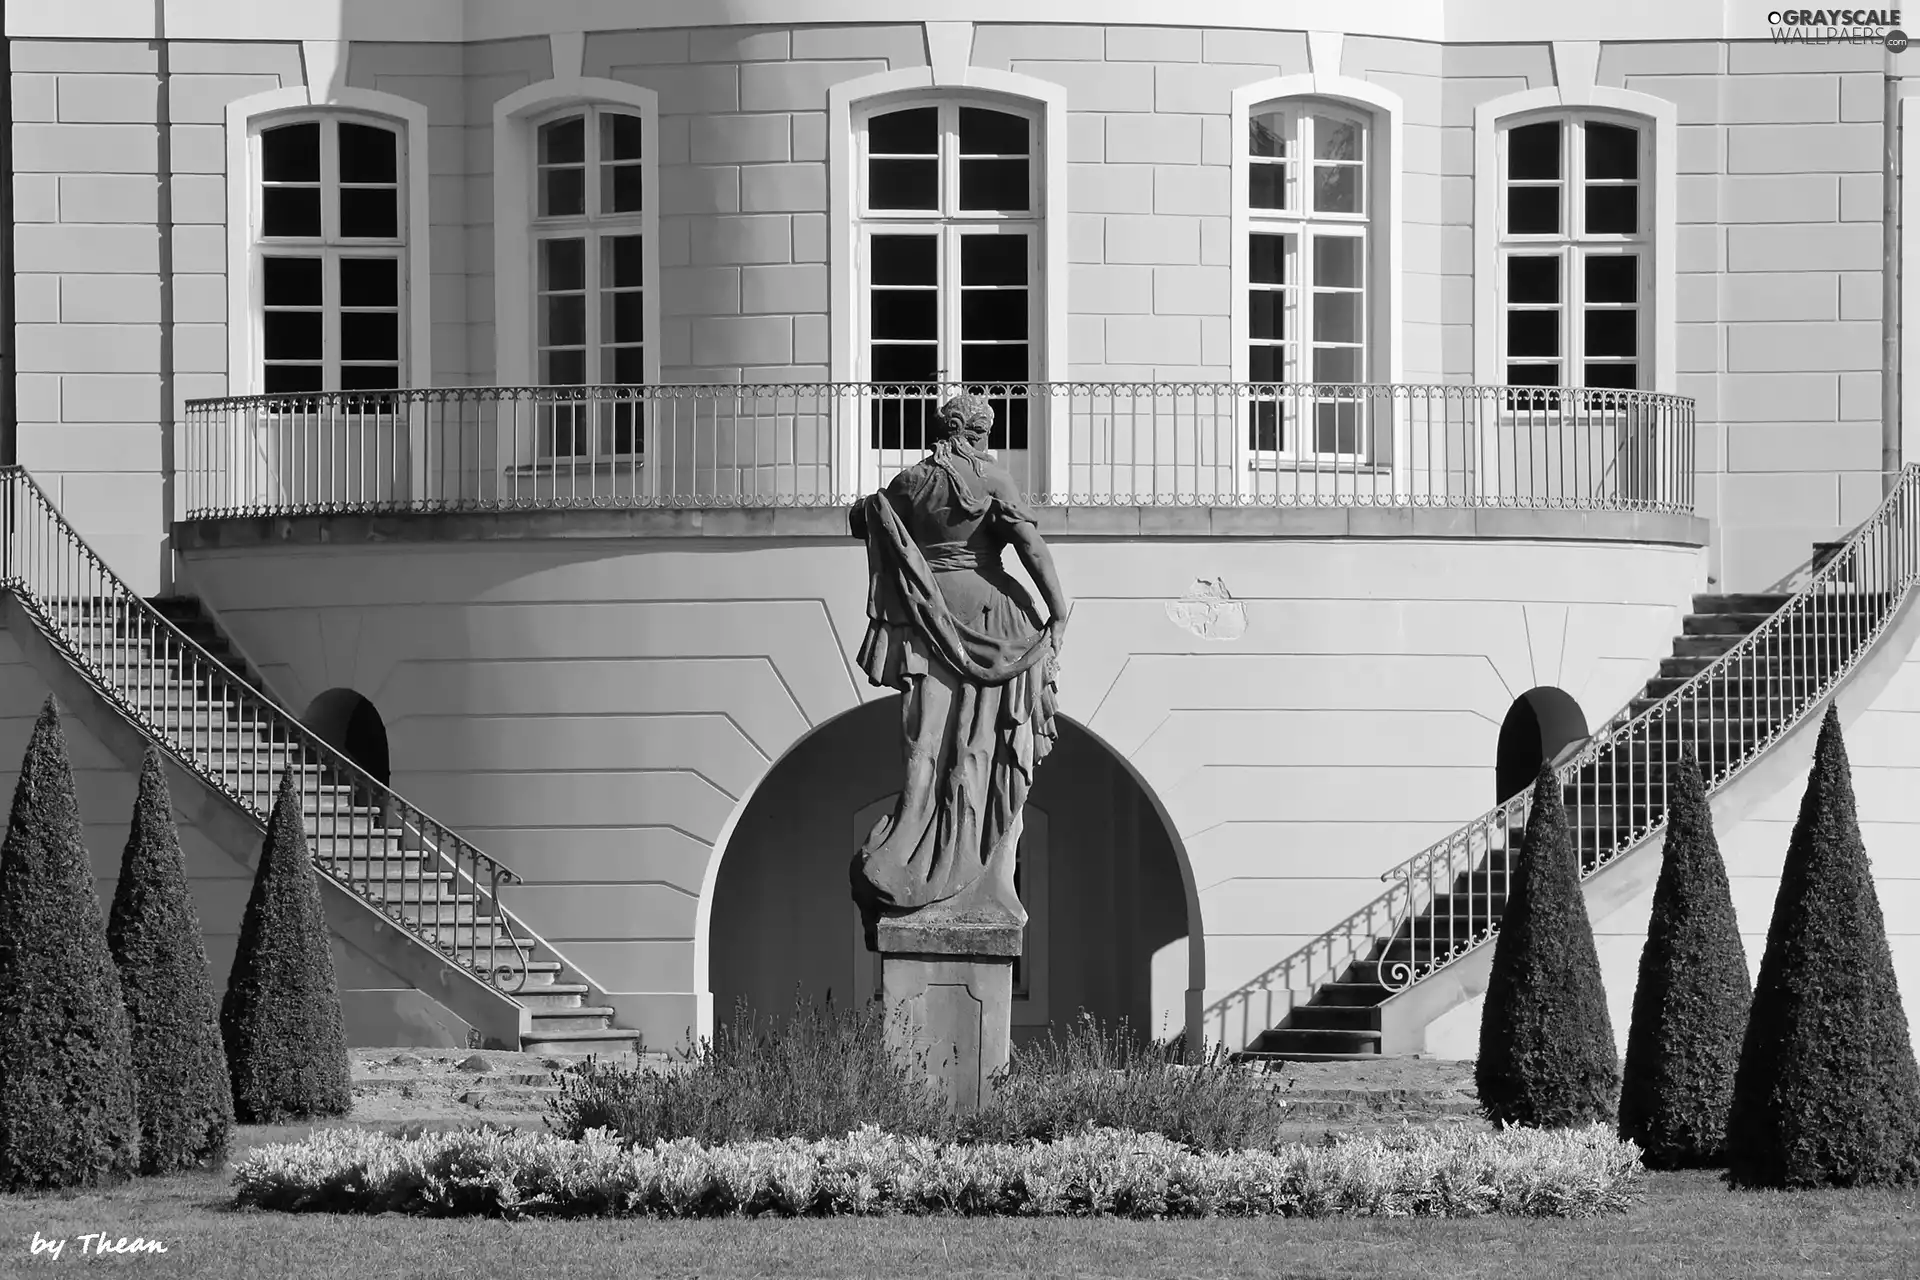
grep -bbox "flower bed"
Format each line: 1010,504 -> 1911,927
231,1122 -> 1643,1219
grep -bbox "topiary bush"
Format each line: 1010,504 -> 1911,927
0,697 -> 140,1190
108,745 -> 235,1173
1725,705 -> 1920,1188
1476,761 -> 1620,1128
1618,750 -> 1751,1169
220,765 -> 351,1124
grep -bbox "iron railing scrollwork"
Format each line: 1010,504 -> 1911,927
181,381 -> 1696,518
0,467 -> 552,996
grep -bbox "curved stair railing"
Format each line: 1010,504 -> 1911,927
1208,464 -> 1920,1028
0,466 -> 581,1000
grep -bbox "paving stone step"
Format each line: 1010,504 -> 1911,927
529,1007 -> 617,1033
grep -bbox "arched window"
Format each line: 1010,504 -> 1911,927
856,99 -> 1040,462
1243,100 -> 1374,459
250,114 -> 407,395
1497,113 -> 1650,393
529,105 -> 650,459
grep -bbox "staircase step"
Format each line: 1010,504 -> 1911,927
361,875 -> 460,902
1233,1050 -> 1390,1063
1280,1005 -> 1378,1032
1681,612 -> 1775,636
521,1028 -> 642,1057
528,1007 -> 617,1033
514,983 -> 590,1011
489,962 -> 562,990
1690,593 -> 1794,614
1247,1027 -> 1383,1055
385,900 -> 497,927
1670,634 -> 1754,658
1308,981 -> 1392,1008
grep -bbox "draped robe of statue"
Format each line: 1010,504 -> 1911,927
850,445 -> 1060,944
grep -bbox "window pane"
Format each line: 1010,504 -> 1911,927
1249,234 -> 1287,285
605,164 -> 644,214
872,290 -> 937,339
603,235 -> 645,288
263,255 -> 323,305
871,344 -> 938,382
959,108 -> 1028,155
1249,401 -> 1282,451
872,235 -> 936,285
1314,291 -> 1361,344
1312,347 -> 1361,383
607,345 -> 646,383
1584,309 -> 1637,358
959,158 -> 1030,211
603,112 -> 644,161
542,348 -> 586,385
605,291 -> 645,344
961,236 -> 1026,286
262,187 -> 321,237
1508,121 -> 1561,180
1315,116 -> 1361,161
541,167 -> 585,217
1314,165 -> 1360,214
1508,186 -> 1560,234
1249,344 -> 1286,382
961,290 -> 1028,340
1313,236 -> 1362,289
263,311 -> 323,361
339,364 -> 398,392
1586,123 -> 1638,180
1249,290 -> 1287,341
1315,401 -> 1360,453
868,158 -> 938,210
340,188 -> 398,238
1586,255 -> 1637,304
541,294 -> 586,347
1506,363 -> 1559,387
1507,310 -> 1559,358
1250,162 -> 1287,210
339,123 -> 398,184
1585,185 -> 1637,235
1584,362 -> 1637,389
539,116 -> 586,165
1507,255 -> 1560,305
342,312 -> 399,362
960,344 -> 1028,382
869,107 -> 937,155
263,364 -> 324,393
340,257 -> 398,307
262,122 -> 320,182
541,238 -> 586,291
1249,111 -> 1287,158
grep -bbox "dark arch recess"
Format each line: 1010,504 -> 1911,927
1495,686 -> 1590,805
303,688 -> 392,791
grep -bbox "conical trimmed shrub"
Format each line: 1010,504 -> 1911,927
1476,762 -> 1620,1128
0,697 -> 139,1189
1726,705 -> 1920,1188
108,746 -> 234,1173
1618,751 -> 1751,1168
220,766 -> 351,1123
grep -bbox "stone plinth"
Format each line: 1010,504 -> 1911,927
876,913 -> 1022,1115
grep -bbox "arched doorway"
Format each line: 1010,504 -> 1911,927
303,688 -> 392,789
705,700 -> 1196,1047
1495,686 -> 1590,804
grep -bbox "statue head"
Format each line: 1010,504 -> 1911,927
934,391 -> 995,452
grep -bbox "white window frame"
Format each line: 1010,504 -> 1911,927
1231,72 -> 1404,479
225,86 -> 432,397
493,78 -> 661,445
1494,110 -> 1654,396
1243,102 -> 1375,463
830,65 -> 1069,496
1473,72 -> 1677,394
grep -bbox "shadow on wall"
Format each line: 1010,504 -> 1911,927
303,688 -> 392,791
708,700 -> 1190,1045
1495,686 -> 1590,805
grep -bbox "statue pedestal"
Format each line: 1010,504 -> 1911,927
876,913 -> 1022,1116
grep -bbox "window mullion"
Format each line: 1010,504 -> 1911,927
585,229 -> 601,385
323,245 -> 339,390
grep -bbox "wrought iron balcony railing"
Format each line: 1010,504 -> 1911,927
181,382 -> 1697,520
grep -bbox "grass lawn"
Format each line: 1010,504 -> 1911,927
2,1123 -> 1917,1279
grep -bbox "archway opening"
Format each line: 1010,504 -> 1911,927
708,700 -> 1193,1048
303,688 -> 392,790
1495,686 -> 1589,804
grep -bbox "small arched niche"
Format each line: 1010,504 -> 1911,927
1495,686 -> 1590,805
303,688 -> 392,790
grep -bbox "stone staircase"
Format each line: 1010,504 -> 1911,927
41,591 -> 639,1059
1240,585 -> 1856,1062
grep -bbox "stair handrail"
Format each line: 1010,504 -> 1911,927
1207,463 -> 1920,1027
0,467 -> 579,995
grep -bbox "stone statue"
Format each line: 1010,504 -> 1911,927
848,391 -> 1070,954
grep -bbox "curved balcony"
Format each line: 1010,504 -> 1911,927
180,381 -> 1696,520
